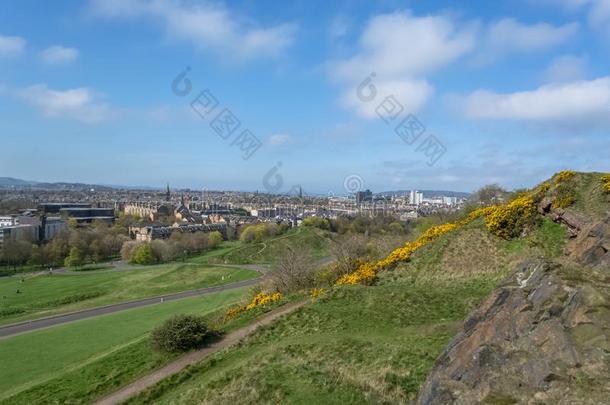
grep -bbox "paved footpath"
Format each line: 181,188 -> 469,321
95,300 -> 307,405
0,276 -> 262,339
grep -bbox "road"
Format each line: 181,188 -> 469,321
0,275 -> 263,340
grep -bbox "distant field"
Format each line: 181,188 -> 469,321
0,287 -> 250,404
0,263 -> 259,325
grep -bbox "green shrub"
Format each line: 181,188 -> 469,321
208,231 -> 224,247
301,217 -> 331,230
150,314 -> 214,353
131,243 -> 156,265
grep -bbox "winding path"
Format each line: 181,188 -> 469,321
95,300 -> 307,405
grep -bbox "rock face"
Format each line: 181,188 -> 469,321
418,214 -> 610,404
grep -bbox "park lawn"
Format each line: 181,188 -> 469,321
0,263 -> 259,325
0,286 -> 250,403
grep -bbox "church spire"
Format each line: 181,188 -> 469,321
165,183 -> 170,201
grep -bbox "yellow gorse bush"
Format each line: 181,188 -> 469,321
310,288 -> 325,299
555,170 -> 576,184
485,195 -> 537,239
602,174 -> 610,193
225,291 -> 283,320
245,292 -> 282,310
335,206 -> 495,286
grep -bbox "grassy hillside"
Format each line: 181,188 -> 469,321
209,227 -> 332,264
127,208 -> 571,403
0,264 -> 259,325
122,173 -> 608,404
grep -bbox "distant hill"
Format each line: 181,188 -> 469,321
0,177 -> 116,191
0,177 -> 41,187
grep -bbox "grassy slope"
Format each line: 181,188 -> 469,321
208,227 -> 332,265
127,219 -> 568,404
0,287 -> 250,404
0,263 -> 259,325
568,172 -> 608,221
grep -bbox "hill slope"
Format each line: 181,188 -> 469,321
419,172 -> 610,404
128,172 -> 608,404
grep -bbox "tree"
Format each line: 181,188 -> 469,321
267,243 -> 315,294
64,247 -> 85,269
131,243 -> 156,265
331,235 -> 368,276
471,184 -> 508,206
120,241 -> 141,262
150,239 -> 174,262
208,231 -> 223,247
301,217 -> 331,230
27,244 -> 45,267
1,240 -> 33,270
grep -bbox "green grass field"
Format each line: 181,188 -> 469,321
0,263 -> 259,325
0,286 -> 250,404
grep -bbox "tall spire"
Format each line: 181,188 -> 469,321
166,183 -> 170,201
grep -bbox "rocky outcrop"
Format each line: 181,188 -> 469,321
417,258 -> 610,405
569,216 -> 610,268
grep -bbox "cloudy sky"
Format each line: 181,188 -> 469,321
1,0 -> 609,194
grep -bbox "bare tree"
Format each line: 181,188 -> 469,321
267,243 -> 315,293
331,234 -> 368,275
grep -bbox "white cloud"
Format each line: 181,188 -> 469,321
0,35 -> 26,57
268,133 -> 293,146
18,84 -> 111,123
589,0 -> 610,27
475,19 -> 578,64
531,0 -> 610,29
40,45 -> 79,65
462,77 -> 610,121
328,11 -> 475,118
340,78 -> 433,119
544,55 -> 588,83
329,15 -> 349,39
89,0 -> 296,61
330,12 -> 475,82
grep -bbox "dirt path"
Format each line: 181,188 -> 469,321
95,300 -> 307,405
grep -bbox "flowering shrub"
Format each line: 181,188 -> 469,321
485,196 -> 537,239
245,292 -> 282,310
552,183 -> 576,209
555,170 -> 576,184
602,174 -> 610,193
335,208 -> 495,286
552,195 -> 575,209
310,288 -> 325,299
224,291 -> 283,320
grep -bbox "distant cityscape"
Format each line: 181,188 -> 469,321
0,178 -> 469,249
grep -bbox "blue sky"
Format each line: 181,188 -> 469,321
1,0 -> 609,194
